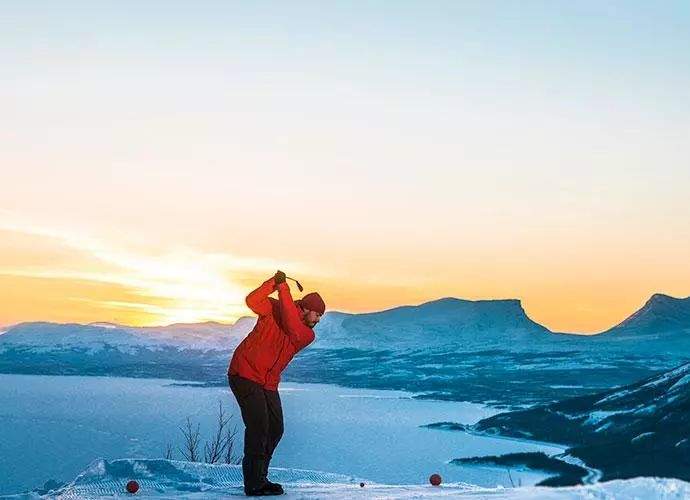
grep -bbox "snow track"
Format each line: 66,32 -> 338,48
17,459 -> 690,499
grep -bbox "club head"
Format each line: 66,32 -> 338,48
286,276 -> 304,292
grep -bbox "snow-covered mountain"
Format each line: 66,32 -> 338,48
4,293 -> 689,356
127,319 -> 256,351
600,293 -> 690,338
0,322 -> 157,354
2,293 -> 690,405
458,361 -> 690,481
314,293 -> 690,347
0,319 -> 256,381
0,319 -> 256,354
313,297 -> 553,349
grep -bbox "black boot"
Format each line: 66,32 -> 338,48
243,456 -> 282,496
260,458 -> 284,495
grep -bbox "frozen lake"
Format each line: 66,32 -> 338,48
0,374 -> 563,495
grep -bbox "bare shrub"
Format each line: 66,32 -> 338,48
172,401 -> 242,465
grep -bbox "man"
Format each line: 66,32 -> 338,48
228,270 -> 325,496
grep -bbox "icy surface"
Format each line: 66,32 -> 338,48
22,459 -> 690,499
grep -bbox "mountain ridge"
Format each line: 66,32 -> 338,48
600,293 -> 690,337
4,293 -> 690,344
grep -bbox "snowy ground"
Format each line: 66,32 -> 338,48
8,459 -> 690,499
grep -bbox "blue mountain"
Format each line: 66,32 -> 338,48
314,297 -> 553,349
600,293 -> 690,338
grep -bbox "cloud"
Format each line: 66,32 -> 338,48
0,214 -> 304,324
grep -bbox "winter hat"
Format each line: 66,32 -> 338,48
298,292 -> 326,314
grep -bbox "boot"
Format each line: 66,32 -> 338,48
260,458 -> 284,495
243,456 -> 282,496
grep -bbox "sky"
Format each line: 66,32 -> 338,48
2,1 -> 689,333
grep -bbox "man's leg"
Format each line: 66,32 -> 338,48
228,374 -> 270,492
261,388 -> 284,492
265,388 -> 284,464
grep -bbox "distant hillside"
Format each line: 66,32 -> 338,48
0,320 -> 254,381
2,294 -> 689,405
314,297 -> 554,349
0,319 -> 255,353
455,362 -> 690,481
600,293 -> 690,338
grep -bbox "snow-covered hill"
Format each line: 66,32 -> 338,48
18,458 -> 690,499
0,319 -> 256,354
0,320 -> 255,382
4,293 -> 690,356
600,293 -> 690,338
2,294 -> 690,405
459,361 -> 690,481
0,322 -> 158,354
313,297 -> 553,349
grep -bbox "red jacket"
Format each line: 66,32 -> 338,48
228,277 -> 315,391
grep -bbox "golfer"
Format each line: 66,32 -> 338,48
228,270 -> 325,496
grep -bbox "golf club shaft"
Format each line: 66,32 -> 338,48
286,276 -> 303,292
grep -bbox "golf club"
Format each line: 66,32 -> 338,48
286,276 -> 303,292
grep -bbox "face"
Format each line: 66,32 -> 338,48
301,308 -> 322,328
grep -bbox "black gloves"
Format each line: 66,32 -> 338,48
274,270 -> 286,285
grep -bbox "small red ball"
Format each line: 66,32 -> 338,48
126,480 -> 139,494
360,482 -> 365,487
429,473 -> 442,486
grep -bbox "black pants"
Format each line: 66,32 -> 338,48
228,374 -> 284,464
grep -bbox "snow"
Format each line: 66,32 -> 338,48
668,374 -> 690,393
583,411 -> 622,426
551,411 -> 582,421
631,432 -> 656,444
23,459 -> 690,499
633,404 -> 658,415
593,389 -> 632,405
590,362 -> 690,413
0,319 -> 254,354
594,421 -> 614,433
640,364 -> 690,389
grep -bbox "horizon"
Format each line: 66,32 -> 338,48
2,1 -> 689,333
2,291 -> 687,335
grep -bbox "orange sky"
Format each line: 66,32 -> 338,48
1,214 -> 689,333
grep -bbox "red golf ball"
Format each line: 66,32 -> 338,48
429,473 -> 442,486
126,480 -> 139,494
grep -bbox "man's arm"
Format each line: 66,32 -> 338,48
245,277 -> 276,317
276,282 -> 315,351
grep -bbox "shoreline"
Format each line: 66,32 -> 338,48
434,424 -> 603,486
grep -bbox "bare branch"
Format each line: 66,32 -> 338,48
178,417 -> 201,462
224,424 -> 242,464
204,401 -> 233,463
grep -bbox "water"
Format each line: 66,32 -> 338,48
0,374 -> 563,495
